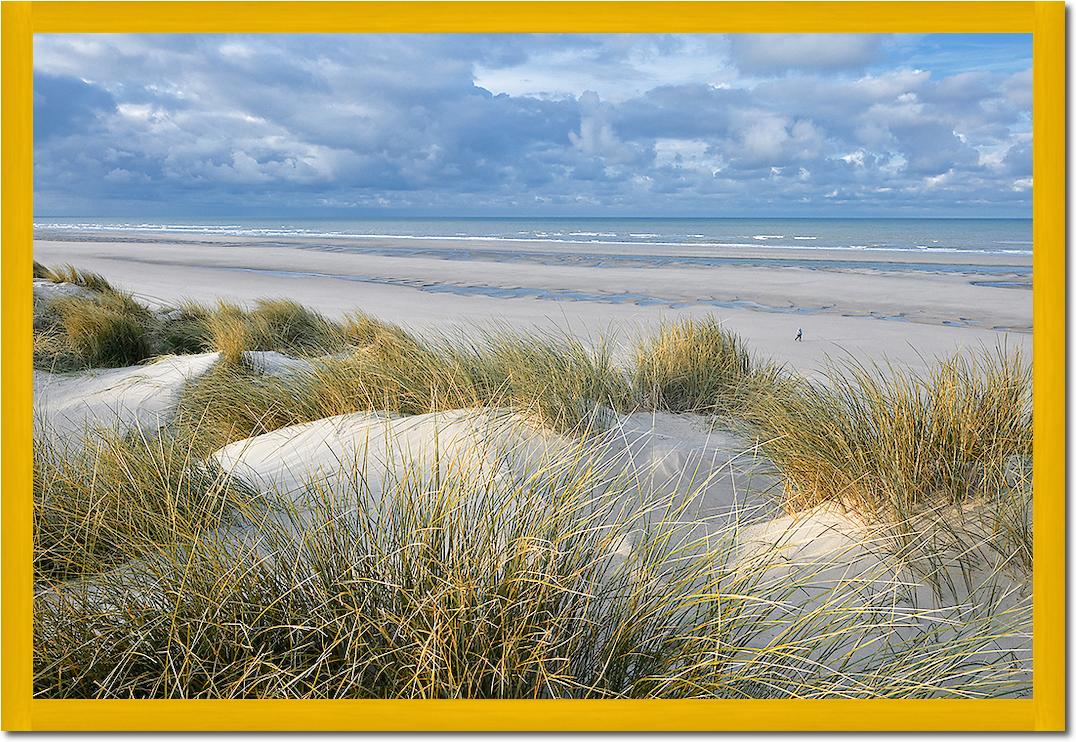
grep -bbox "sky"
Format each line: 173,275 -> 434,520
34,33 -> 1032,218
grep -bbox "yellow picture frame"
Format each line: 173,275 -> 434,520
3,2 -> 1065,730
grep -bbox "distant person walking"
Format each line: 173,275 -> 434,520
795,328 -> 803,342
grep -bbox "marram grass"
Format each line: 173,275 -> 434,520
633,316 -> 785,418
34,292 -> 156,371
31,263 -> 1033,699
35,262 -> 119,295
173,326 -> 632,455
34,424 -> 254,582
35,426 -> 1030,700
752,348 -> 1032,519
33,264 -> 353,371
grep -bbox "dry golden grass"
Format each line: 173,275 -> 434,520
35,428 -> 1030,699
158,300 -> 215,355
31,265 -> 1034,700
34,293 -> 155,371
37,263 -> 119,294
633,317 -> 785,418
204,300 -> 257,365
249,298 -> 343,353
173,327 -> 630,455
33,260 -> 55,280
753,348 -> 1031,519
34,425 -> 252,582
338,309 -> 413,346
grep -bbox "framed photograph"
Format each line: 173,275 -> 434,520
4,1 -> 1064,732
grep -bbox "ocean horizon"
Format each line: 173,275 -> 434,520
35,216 -> 1033,256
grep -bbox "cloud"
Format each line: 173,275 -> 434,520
33,72 -> 116,142
33,33 -> 1033,217
728,34 -> 882,74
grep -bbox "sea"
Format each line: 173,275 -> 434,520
34,217 -> 1032,257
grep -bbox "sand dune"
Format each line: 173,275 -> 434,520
34,352 -> 221,447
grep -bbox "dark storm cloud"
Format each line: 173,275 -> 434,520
33,33 -> 1032,216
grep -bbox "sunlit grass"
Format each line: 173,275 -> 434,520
752,348 -> 1031,519
36,262 -> 120,295
34,424 -> 253,582
34,292 -> 155,371
633,317 -> 786,419
173,327 -> 631,455
31,264 -> 1034,700
35,423 -> 1030,699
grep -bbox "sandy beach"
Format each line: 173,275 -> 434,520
34,230 -> 1032,378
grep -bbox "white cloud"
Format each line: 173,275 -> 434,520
653,138 -> 724,175
729,34 -> 882,74
841,150 -> 866,167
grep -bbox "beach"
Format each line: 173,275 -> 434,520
33,227 -> 1032,378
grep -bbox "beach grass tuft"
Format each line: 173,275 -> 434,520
204,300 -> 257,365
249,298 -> 344,354
33,260 -> 56,280
633,317 -> 785,418
34,292 -> 155,371
157,300 -> 216,355
42,263 -> 122,295
34,424 -> 252,582
753,347 -> 1032,520
173,328 -> 631,455
338,309 -> 414,347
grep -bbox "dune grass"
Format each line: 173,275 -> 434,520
33,260 -> 55,280
34,294 -> 347,372
35,262 -> 119,294
173,326 -> 632,455
31,265 -> 1034,700
34,425 -> 253,582
35,432 -> 1030,699
249,298 -> 344,353
205,299 -> 348,363
752,348 -> 1032,520
34,292 -> 156,371
32,264 -> 1031,522
157,300 -> 216,355
633,317 -> 786,418
32,262 -> 350,371
33,263 -> 178,371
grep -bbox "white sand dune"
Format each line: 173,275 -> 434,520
34,350 -> 330,449
212,407 -> 779,533
728,503 -> 1030,685
604,411 -> 778,518
34,352 -> 221,448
